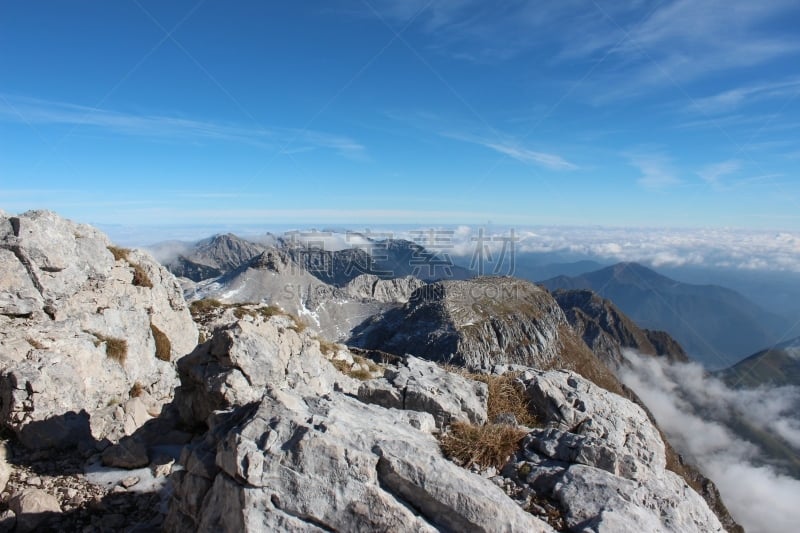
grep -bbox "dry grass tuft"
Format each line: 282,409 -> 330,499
90,332 -> 128,364
190,298 -> 224,317
476,373 -> 539,427
440,364 -> 539,427
129,382 -> 145,398
232,304 -> 283,320
25,337 -> 45,350
108,245 -> 153,288
317,338 -> 339,356
131,263 -> 153,288
150,323 -> 172,361
191,300 -> 286,324
286,313 -> 307,333
107,245 -> 130,262
439,421 -> 527,470
331,355 -> 381,381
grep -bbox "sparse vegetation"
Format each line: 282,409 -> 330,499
317,337 -> 339,356
556,324 -> 624,396
107,245 -> 130,262
25,337 -> 45,350
129,382 -> 145,398
190,299 -> 287,323
473,373 -> 539,427
439,421 -> 527,470
131,263 -> 153,288
107,245 -> 153,288
286,313 -> 307,333
89,331 -> 128,364
438,364 -> 539,427
150,323 -> 171,361
331,355 -> 382,381
190,298 -> 225,317
232,304 -> 282,321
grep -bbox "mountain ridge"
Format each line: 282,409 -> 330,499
541,262 -> 788,369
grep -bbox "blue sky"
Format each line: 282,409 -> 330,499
1,1 -> 800,230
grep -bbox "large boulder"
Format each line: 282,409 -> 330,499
167,314 -> 553,532
501,369 -> 726,532
0,210 -> 198,448
174,314 -> 348,426
8,489 -> 61,533
357,355 -> 488,428
166,388 -> 553,533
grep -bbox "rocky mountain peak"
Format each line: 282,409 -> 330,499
0,211 -> 744,532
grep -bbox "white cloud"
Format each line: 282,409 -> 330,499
617,351 -> 800,533
479,140 -> 578,170
691,78 -> 800,114
697,160 -> 741,186
0,94 -> 366,158
438,130 -> 577,170
363,1 -> 800,97
629,154 -> 682,189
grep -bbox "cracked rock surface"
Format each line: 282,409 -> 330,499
0,210 -> 198,448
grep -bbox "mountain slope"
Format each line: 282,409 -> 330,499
541,262 -> 787,369
552,288 -> 689,369
717,337 -> 800,388
349,276 -> 623,394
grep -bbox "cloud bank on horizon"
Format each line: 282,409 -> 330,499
128,223 -> 800,274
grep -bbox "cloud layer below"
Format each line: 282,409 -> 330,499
617,351 -> 800,533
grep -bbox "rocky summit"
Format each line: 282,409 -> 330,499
0,211 -> 742,532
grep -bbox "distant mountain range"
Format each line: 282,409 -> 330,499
163,233 -> 471,285
540,262 -> 789,369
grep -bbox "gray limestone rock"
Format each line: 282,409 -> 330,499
0,210 -> 198,448
357,355 -> 488,428
344,274 -> 425,303
504,369 -> 725,532
9,489 -> 61,533
167,389 -> 553,533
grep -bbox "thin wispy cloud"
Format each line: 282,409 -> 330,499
0,94 -> 366,159
698,160 -> 740,186
360,1 -> 800,90
691,78 -> 800,114
628,153 -> 681,189
441,131 -> 577,170
480,140 -> 578,171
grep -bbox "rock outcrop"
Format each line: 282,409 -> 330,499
167,314 -> 554,532
357,356 -> 488,428
499,369 -> 726,532
344,273 -> 425,303
552,289 -> 689,368
0,210 -> 197,448
349,277 -> 625,395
